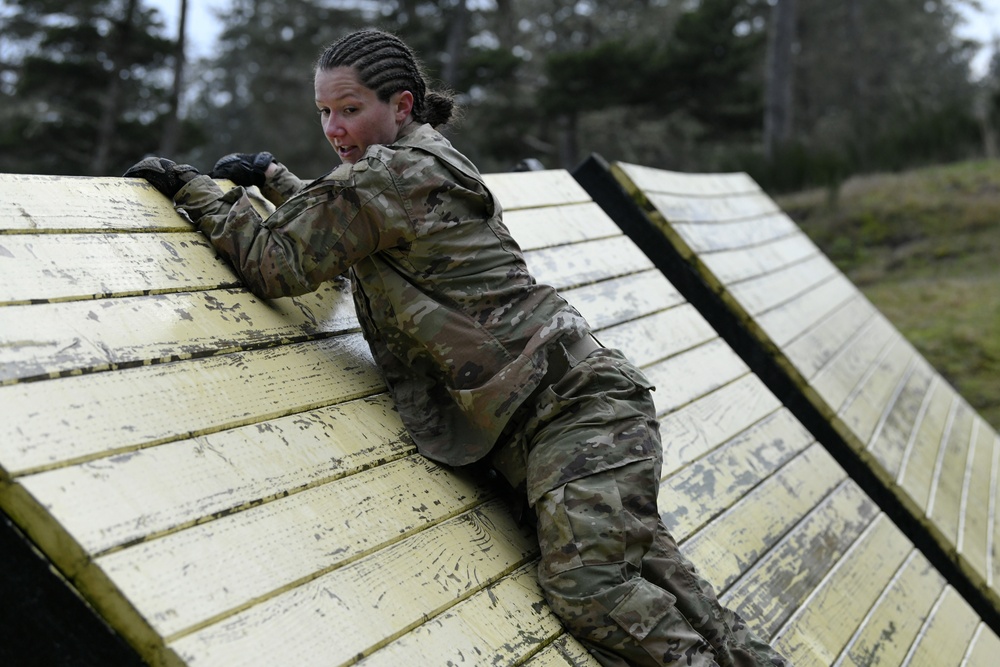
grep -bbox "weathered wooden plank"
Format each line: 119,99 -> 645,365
904,586 -> 980,666
521,633 -> 601,667
726,480 -> 879,639
0,282 -> 358,385
728,254 -> 840,318
754,273 -> 858,348
484,170 -> 591,210
17,393 -> 410,556
810,316 -> 897,416
701,233 -> 819,286
662,408 -> 814,540
525,236 -> 653,291
0,174 -> 185,232
927,400 -> 976,550
643,339 -> 749,416
896,384 -> 954,515
671,212 -> 798,254
682,443 -> 846,591
560,270 -> 684,331
0,232 -> 239,306
599,303 -> 716,368
659,375 -> 784,477
166,500 -> 535,667
354,565 -> 570,667
1,334 -> 381,475
838,335 -> 916,447
958,423 -> 998,589
771,514 -> 912,667
503,202 -> 620,251
782,292 -> 878,380
97,454 -> 492,638
834,551 -> 946,666
866,357 -> 936,482
647,191 -> 779,224
613,162 -> 759,197
966,622 -> 1000,666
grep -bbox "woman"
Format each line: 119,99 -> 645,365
125,28 -> 788,667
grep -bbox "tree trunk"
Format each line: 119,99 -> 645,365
159,0 -> 188,156
441,0 -> 469,87
93,0 -> 138,175
763,0 -> 796,160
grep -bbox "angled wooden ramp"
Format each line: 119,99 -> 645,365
3,170 -> 998,667
579,156 -> 1000,637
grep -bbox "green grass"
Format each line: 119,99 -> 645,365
775,159 -> 1000,431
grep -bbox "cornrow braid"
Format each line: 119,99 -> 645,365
317,29 -> 456,128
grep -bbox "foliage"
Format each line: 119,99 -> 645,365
0,0 -> 176,175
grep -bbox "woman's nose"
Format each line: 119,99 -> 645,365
324,117 -> 345,139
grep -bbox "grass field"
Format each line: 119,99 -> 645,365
776,159 -> 1000,431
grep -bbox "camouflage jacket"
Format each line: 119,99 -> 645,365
175,123 -> 590,466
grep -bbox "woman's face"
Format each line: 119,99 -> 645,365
315,67 -> 414,164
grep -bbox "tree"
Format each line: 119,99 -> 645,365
764,0 -> 796,159
0,0 -> 177,175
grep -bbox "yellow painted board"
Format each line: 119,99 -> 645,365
355,565 -> 570,667
834,550 -> 946,666
484,170 -> 591,210
782,292 -> 877,381
599,303 -> 717,368
643,338 -> 749,416
503,202 -> 620,251
647,191 -> 779,224
1,333 -> 382,475
614,162 -> 760,197
166,500 -> 535,667
0,174 -> 187,232
0,282 -> 358,385
521,633 -> 601,667
561,270 -> 684,331
957,421 -> 997,585
701,234 -> 819,286
904,586 -> 980,667
965,623 -> 1000,667
837,335 -> 916,447
682,443 -> 847,590
662,407 -> 814,540
97,455 -> 492,638
810,316 -> 897,415
771,514 -> 912,667
726,481 -> 879,639
896,382 -> 954,515
17,393 -> 409,556
754,273 -> 858,348
866,357 -> 936,482
525,236 -> 653,291
0,232 -> 236,305
658,375 -> 784,477
671,212 -> 798,253
728,254 -> 840,318
927,400 -> 975,550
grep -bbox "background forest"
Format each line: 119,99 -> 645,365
2,0 -> 999,191
2,0 -> 999,426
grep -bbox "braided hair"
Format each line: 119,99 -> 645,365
317,29 -> 456,128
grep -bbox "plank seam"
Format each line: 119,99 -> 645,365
924,396 -> 961,518
836,332 -> 903,419
831,549 -> 918,666
895,376 -> 940,488
957,418 -> 982,556
864,356 -> 919,455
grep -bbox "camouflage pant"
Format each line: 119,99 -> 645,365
496,347 -> 789,667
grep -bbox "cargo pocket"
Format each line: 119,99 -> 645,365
609,579 -> 677,641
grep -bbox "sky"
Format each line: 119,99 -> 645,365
150,0 -> 1000,76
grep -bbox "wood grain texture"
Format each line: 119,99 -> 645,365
7,169 -> 1000,667
609,159 -> 1000,656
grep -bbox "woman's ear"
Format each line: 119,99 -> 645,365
394,90 -> 414,122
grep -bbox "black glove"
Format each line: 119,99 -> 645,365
209,152 -> 275,187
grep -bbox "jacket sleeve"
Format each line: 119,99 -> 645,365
260,161 -> 306,207
176,160 -> 414,299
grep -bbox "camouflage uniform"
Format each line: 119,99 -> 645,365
172,123 -> 788,667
